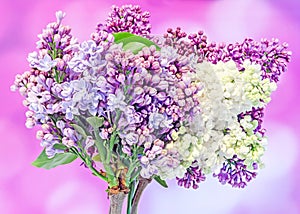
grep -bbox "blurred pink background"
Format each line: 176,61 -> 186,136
1,0 -> 299,213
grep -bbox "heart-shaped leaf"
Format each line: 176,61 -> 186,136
113,32 -> 135,42
113,32 -> 160,54
123,42 -> 148,54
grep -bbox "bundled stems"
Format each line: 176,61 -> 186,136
108,176 -> 151,214
109,192 -> 126,214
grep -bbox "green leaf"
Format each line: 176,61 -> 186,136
92,154 -> 101,162
109,131 -> 118,151
153,175 -> 168,188
123,42 -> 148,54
71,123 -> 87,138
86,116 -> 104,128
53,144 -> 68,150
113,32 -> 160,54
113,32 -> 135,42
32,149 -> 77,169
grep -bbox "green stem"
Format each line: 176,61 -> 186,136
70,147 -> 107,182
94,129 -> 107,162
125,160 -> 140,184
106,131 -> 118,163
76,115 -> 118,187
114,111 -> 122,127
126,180 -> 136,214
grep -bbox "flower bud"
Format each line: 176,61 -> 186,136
36,130 -> 44,140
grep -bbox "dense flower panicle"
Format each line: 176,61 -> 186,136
213,155 -> 257,188
229,38 -> 292,82
36,11 -> 76,53
96,5 -> 151,36
11,5 -> 291,191
188,31 -> 292,82
11,12 -> 81,158
179,59 -> 271,174
30,10 -> 77,83
177,163 -> 206,189
105,45 -> 203,178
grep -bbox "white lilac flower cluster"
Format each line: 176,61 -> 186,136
187,60 -> 275,171
11,5 -> 291,192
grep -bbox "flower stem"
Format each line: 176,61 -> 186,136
109,192 -> 126,214
131,177 -> 152,214
70,147 -> 107,182
126,180 -> 136,214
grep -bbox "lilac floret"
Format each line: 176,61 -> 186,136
56,11 -> 66,24
27,52 -> 57,71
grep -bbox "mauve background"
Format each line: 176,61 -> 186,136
0,0 -> 299,213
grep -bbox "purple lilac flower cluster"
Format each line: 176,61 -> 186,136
96,4 -> 151,36
177,163 -> 206,189
12,5 -> 291,192
213,155 -> 257,188
11,11 -> 80,157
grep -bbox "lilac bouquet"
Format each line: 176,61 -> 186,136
11,5 -> 291,214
